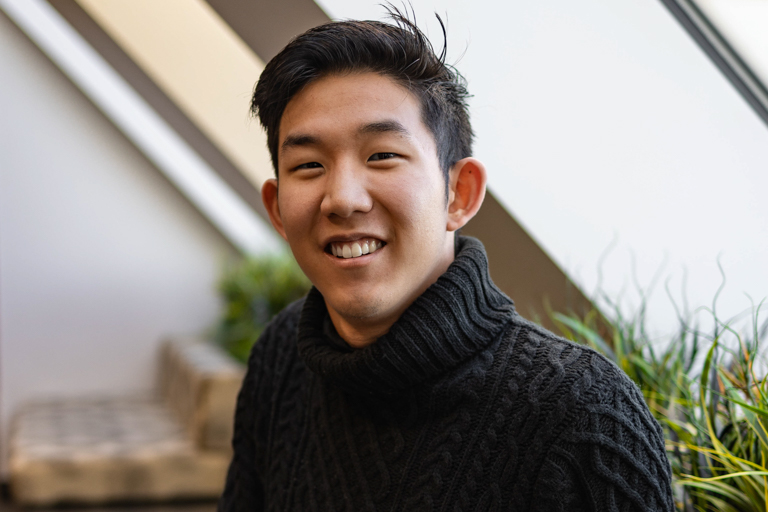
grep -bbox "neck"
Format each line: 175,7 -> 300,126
326,307 -> 394,348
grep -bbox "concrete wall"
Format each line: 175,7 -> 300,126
317,0 -> 768,335
0,12 -> 244,474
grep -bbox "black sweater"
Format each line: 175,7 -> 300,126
219,237 -> 674,511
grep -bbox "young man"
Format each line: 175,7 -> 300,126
220,12 -> 674,512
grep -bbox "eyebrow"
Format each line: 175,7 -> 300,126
281,134 -> 319,153
359,120 -> 411,137
280,120 -> 413,154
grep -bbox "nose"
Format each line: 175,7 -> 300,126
320,163 -> 373,218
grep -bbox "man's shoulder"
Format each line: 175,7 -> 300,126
499,316 -> 667,466
504,320 -> 673,509
502,316 -> 642,408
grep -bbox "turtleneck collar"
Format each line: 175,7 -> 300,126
296,236 -> 516,396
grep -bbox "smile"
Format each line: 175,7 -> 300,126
328,238 -> 386,259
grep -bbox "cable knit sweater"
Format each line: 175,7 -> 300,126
219,236 -> 674,512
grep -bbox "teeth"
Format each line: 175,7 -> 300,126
330,238 -> 384,259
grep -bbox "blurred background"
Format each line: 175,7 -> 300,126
1,0 -> 766,507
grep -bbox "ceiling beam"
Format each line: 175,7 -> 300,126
659,0 -> 768,129
48,0 -> 269,221
205,0 -> 330,63
2,0 -> 277,254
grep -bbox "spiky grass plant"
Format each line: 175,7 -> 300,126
553,292 -> 768,511
675,300 -> 768,511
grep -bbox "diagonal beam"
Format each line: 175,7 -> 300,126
205,0 -> 330,63
659,0 -> 768,129
2,0 -> 277,255
48,0 -> 269,222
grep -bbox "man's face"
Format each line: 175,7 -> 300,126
265,72 -> 456,342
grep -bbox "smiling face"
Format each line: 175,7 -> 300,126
262,72 -> 458,346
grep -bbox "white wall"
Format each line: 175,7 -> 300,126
0,13 -> 246,474
317,0 -> 768,337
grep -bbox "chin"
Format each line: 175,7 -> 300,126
326,292 -> 390,322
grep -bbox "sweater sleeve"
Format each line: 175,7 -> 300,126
531,357 -> 675,512
218,300 -> 303,512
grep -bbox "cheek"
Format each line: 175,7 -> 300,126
379,173 -> 447,233
278,189 -> 320,278
278,186 -> 320,238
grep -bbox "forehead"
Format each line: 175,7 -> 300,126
279,72 -> 432,150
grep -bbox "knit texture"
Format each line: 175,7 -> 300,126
219,236 -> 674,512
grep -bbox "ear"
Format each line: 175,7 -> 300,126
261,178 -> 289,242
446,157 -> 487,232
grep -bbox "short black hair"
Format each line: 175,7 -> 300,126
251,7 -> 473,186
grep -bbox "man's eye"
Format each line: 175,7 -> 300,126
368,152 -> 398,162
295,162 -> 322,170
